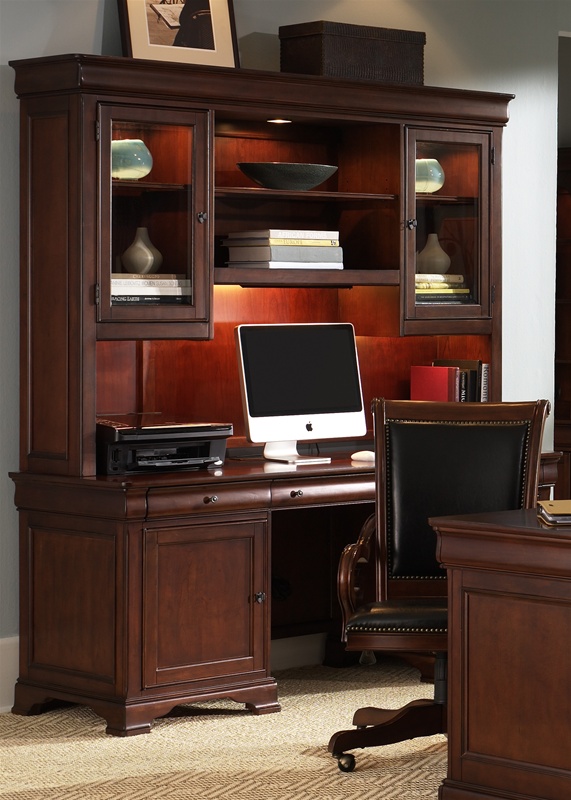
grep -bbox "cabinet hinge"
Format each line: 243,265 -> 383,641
491,284 -> 496,304
95,120 -> 100,141
491,146 -> 496,166
95,283 -> 100,305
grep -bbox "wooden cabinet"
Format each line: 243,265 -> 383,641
11,472 -> 279,736
11,54 -> 512,479
142,516 -> 269,691
100,104 -> 212,333
404,128 -> 495,334
433,509 -> 571,800
10,54 -> 513,734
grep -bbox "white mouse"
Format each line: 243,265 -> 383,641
351,450 -> 375,463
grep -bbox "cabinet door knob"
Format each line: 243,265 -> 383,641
406,219 -> 418,230
290,489 -> 304,498
203,494 -> 218,504
254,591 -> 266,604
196,211 -> 208,223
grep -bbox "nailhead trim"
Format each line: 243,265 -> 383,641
347,625 -> 447,633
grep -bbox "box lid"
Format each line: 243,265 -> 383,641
278,20 -> 426,45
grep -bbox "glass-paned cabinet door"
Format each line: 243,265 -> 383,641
97,104 -> 212,336
403,128 -> 493,332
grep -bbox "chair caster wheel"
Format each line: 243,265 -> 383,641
336,753 -> 356,772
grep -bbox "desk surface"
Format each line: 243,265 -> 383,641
432,507 -> 571,580
13,452 -> 373,487
432,506 -> 571,536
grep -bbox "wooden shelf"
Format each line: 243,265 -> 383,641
113,180 -> 188,193
213,267 -> 400,287
215,187 -> 396,203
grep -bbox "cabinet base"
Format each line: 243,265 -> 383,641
12,678 -> 281,736
439,778 -> 571,800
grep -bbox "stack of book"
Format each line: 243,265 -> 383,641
111,273 -> 191,304
221,229 -> 343,269
537,500 -> 571,527
410,359 -> 489,402
415,273 -> 473,304
432,358 -> 489,402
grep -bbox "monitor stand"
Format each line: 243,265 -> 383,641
263,440 -> 331,466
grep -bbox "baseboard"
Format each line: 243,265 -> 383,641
0,637 -> 18,713
0,633 -> 325,713
270,633 -> 326,671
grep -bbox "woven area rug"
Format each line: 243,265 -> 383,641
0,657 -> 446,799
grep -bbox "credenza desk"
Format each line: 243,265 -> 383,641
431,508 -> 571,800
10,454 -> 375,735
11,453 -> 558,736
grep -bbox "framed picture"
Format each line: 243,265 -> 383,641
118,0 -> 240,68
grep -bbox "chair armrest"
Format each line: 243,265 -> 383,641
338,513 -> 376,641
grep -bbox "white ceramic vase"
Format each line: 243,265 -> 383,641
111,139 -> 153,180
121,227 -> 163,274
416,233 -> 451,273
415,158 -> 445,193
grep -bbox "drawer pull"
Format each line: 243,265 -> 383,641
290,489 -> 304,498
254,591 -> 266,604
203,495 -> 219,504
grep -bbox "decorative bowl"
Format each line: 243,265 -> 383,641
111,139 -> 153,180
237,162 -> 338,191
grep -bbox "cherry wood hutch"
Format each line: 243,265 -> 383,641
10,54 -> 515,735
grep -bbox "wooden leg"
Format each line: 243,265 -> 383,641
328,698 -> 446,764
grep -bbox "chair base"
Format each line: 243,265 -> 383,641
328,698 -> 446,772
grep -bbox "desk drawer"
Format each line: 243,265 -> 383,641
271,473 -> 374,508
147,481 -> 271,519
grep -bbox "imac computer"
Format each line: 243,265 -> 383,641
235,322 -> 367,464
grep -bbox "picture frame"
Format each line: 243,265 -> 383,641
118,0 -> 240,69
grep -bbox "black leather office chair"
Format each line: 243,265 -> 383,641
328,397 -> 549,772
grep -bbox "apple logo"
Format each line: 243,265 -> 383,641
306,422 -> 313,431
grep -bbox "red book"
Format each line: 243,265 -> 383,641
410,365 -> 460,401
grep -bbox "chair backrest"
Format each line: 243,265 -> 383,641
374,399 -> 549,599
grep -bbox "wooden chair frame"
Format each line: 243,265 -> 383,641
329,398 -> 550,772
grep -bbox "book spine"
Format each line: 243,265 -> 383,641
111,295 -> 187,303
111,273 -> 187,281
111,286 -> 191,295
479,363 -> 490,401
415,288 -> 470,294
222,237 -> 340,247
227,245 -> 343,262
415,273 -> 465,283
111,281 -> 191,288
226,261 -> 344,270
458,369 -> 468,402
415,294 -> 473,304
451,368 -> 460,402
227,229 -> 339,239
415,281 -> 466,289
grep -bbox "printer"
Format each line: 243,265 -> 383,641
96,413 -> 233,475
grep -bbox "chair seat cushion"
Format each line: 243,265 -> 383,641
346,598 -> 447,634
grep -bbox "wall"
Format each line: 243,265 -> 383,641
559,35 -> 571,146
0,0 -> 567,708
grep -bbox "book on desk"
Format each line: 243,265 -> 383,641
537,499 -> 571,526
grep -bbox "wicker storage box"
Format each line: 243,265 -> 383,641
279,20 -> 425,84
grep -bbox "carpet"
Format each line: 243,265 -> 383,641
0,657 -> 446,799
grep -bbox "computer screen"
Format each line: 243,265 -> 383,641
235,323 -> 366,464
